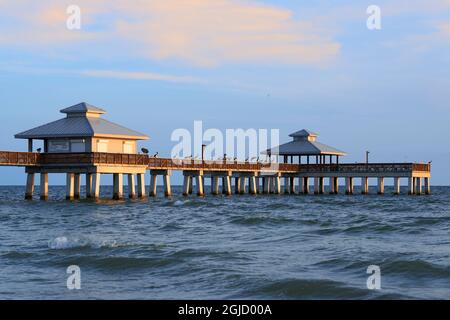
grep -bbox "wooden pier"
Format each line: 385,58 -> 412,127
1,103 -> 431,200
0,151 -> 431,200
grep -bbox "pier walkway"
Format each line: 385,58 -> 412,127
0,151 -> 431,200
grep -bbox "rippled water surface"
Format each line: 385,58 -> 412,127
0,185 -> 449,300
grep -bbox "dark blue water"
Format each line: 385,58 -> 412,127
0,185 -> 449,300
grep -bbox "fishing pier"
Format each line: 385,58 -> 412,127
0,103 -> 431,200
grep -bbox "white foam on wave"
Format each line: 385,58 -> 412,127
173,200 -> 190,206
48,236 -> 120,250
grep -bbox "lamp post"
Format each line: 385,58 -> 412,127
202,144 -> 206,164
366,151 -> 370,164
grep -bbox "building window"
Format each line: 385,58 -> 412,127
97,140 -> 108,153
123,141 -> 134,154
48,140 -> 70,153
70,139 -> 86,152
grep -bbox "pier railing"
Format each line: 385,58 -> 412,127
0,151 -> 40,166
0,151 -> 431,174
295,163 -> 431,174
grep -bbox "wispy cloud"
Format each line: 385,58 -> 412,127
0,63 -> 203,84
80,69 -> 204,83
115,0 -> 340,66
0,0 -> 340,67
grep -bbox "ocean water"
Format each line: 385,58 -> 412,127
0,185 -> 449,300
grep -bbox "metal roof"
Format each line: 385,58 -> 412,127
264,140 -> 347,156
60,102 -> 106,114
263,129 -> 347,156
15,103 -> 149,140
289,129 -> 318,138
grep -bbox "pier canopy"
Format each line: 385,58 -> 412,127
264,129 -> 347,164
15,102 -> 149,154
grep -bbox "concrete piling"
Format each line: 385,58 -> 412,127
113,173 -> 123,200
66,173 -> 75,200
128,174 -> 136,199
40,173 -> 48,200
25,173 -> 35,200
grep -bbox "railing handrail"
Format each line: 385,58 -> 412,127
0,151 -> 431,173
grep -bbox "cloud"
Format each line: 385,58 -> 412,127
0,0 -> 340,67
0,61 -> 202,84
0,1 -> 99,45
115,0 -> 340,66
80,69 -> 204,83
437,22 -> 450,36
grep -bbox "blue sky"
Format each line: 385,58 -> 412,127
0,0 -> 449,185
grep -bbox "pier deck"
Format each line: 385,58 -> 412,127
0,151 -> 431,199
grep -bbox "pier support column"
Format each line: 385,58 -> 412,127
256,177 -> 261,194
183,176 -> 191,196
66,173 -> 75,200
284,177 -> 290,194
25,173 -> 35,200
302,177 -> 310,194
345,177 -> 354,195
196,174 -> 204,197
74,174 -> 81,199
234,177 -> 241,195
113,173 -> 123,200
163,172 -> 172,197
189,178 -> 193,194
249,175 -> 257,195
224,176 -> 232,196
211,176 -> 220,195
334,177 -> 339,194
377,177 -> 385,195
416,177 -> 423,195
408,177 -> 415,195
314,177 -> 320,195
262,177 -> 269,194
149,173 -> 157,197
361,177 -> 369,195
137,173 -> 146,198
319,177 -> 325,194
210,177 -> 215,195
86,174 -> 93,199
40,173 -> 48,201
91,173 -> 101,199
222,177 -> 227,194
239,177 -> 247,194
271,177 -> 276,194
290,177 -> 296,194
274,176 -> 281,194
266,177 -> 272,194
394,177 -> 401,195
329,177 -> 335,195
424,177 -> 431,195
128,174 -> 136,199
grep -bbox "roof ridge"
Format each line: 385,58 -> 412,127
90,117 -> 148,138
309,140 -> 322,153
61,102 -> 106,114
85,117 -> 96,136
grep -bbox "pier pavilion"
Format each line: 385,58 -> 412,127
263,129 -> 347,194
14,102 -> 150,200
265,129 -> 347,165
0,103 -> 431,200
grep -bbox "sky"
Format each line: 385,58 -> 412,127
0,0 -> 449,185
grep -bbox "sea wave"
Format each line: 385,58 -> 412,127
241,278 -> 374,300
48,236 -> 121,250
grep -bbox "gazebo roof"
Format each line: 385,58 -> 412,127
15,102 -> 149,140
289,129 -> 318,138
60,102 -> 106,115
263,129 -> 347,156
